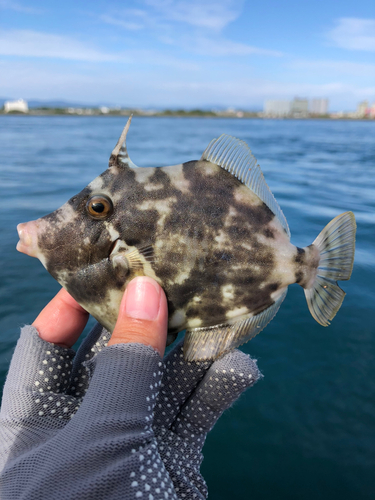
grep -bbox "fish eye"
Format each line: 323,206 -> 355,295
86,195 -> 113,219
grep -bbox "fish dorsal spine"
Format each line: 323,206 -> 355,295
201,134 -> 291,237
109,115 -> 139,169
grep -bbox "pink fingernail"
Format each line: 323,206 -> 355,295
125,276 -> 161,320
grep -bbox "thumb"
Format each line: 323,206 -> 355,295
108,276 -> 168,357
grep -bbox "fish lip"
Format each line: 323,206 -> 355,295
16,221 -> 40,258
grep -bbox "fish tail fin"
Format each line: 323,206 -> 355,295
304,212 -> 356,326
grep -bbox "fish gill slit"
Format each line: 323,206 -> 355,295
107,238 -> 120,260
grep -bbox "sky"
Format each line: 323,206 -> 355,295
0,0 -> 374,111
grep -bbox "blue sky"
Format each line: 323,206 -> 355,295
0,0 -> 374,110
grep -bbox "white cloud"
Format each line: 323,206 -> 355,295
144,0 -> 242,31
100,0 -> 243,33
1,58 -> 372,111
101,0 -> 242,33
100,1 -> 281,59
118,49 -> 200,71
0,30 -> 119,61
289,59 -> 375,78
156,79 -> 348,101
131,77 -> 375,111
182,36 -> 283,57
100,15 -> 144,31
0,30 -> 201,71
329,18 -> 375,52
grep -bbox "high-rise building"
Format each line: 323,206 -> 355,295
264,100 -> 291,116
310,99 -> 329,115
290,98 -> 308,117
356,101 -> 369,118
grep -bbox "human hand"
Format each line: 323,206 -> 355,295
0,277 -> 261,500
32,275 -> 168,355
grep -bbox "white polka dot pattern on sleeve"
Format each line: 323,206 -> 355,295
0,324 -> 261,500
151,341 -> 261,499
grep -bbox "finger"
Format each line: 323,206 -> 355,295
153,341 -> 212,430
108,276 -> 168,357
33,288 -> 89,348
171,350 -> 261,446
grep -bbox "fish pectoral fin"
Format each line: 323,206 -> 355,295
127,243 -> 156,270
183,288 -> 288,362
125,249 -> 146,270
136,243 -> 155,262
111,243 -> 155,276
201,134 -> 290,237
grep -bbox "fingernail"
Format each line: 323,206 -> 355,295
124,276 -> 161,321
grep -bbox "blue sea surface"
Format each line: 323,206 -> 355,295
0,116 -> 374,499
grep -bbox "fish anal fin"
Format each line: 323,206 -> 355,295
184,288 -> 288,361
184,325 -> 234,362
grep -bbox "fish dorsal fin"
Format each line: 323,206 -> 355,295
110,115 -> 139,169
201,134 -> 290,237
183,287 -> 288,361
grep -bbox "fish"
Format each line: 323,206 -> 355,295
16,117 -> 356,361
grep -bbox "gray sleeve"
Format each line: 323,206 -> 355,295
1,324 -> 262,500
0,326 -> 177,500
153,342 -> 261,498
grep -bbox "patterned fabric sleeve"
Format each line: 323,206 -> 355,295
0,325 -> 261,500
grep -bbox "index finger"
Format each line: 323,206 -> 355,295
32,288 -> 89,348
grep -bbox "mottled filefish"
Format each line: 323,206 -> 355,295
17,117 -> 357,361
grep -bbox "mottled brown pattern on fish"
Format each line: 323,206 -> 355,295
35,156 -> 299,334
147,160 -> 277,330
263,227 -> 275,239
293,244 -> 320,288
295,247 -> 305,264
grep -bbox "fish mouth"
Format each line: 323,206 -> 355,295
17,220 -> 43,258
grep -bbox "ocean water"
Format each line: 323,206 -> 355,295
0,116 -> 374,499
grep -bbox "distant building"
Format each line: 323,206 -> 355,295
310,99 -> 329,115
356,101 -> 369,118
290,97 -> 308,117
4,98 -> 28,113
369,103 -> 375,119
264,100 -> 291,117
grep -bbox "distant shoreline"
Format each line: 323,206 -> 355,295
0,110 -> 373,121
